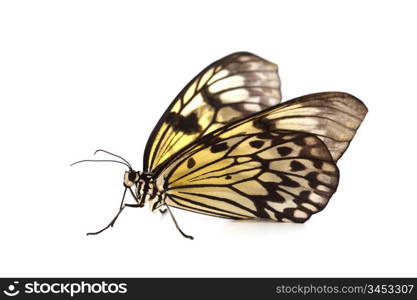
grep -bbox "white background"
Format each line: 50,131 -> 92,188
1,0 -> 416,277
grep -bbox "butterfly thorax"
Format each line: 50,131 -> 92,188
123,170 -> 165,211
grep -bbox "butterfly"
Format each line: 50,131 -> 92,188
72,52 -> 367,239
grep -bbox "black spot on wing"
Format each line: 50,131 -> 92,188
165,112 -> 201,134
249,140 -> 264,149
210,142 -> 228,153
280,174 -> 301,187
277,146 -> 292,156
187,158 -> 196,169
313,160 -> 323,169
253,118 -> 273,131
305,172 -> 320,188
290,160 -> 306,172
294,138 -> 306,146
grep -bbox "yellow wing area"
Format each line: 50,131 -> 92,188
160,131 -> 339,222
144,52 -> 281,172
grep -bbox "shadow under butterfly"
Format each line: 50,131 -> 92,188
72,52 -> 367,239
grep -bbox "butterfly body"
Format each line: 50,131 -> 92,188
123,171 -> 164,211
74,52 -> 367,239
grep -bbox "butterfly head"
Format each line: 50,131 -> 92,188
123,170 -> 142,187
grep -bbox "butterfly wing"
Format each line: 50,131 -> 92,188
217,92 -> 368,161
144,52 -> 281,172
154,92 -> 366,221
158,130 -> 339,222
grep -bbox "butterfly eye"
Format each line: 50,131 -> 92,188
128,172 -> 137,182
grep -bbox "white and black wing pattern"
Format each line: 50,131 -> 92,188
144,52 -> 281,172
158,130 -> 339,222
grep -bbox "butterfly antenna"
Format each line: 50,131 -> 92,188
70,159 -> 132,170
94,149 -> 133,170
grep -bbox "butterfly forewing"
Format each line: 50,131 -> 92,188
216,92 -> 367,161
160,130 -> 338,222
144,52 -> 281,172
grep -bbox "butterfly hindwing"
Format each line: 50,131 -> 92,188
144,52 -> 281,172
159,130 -> 339,222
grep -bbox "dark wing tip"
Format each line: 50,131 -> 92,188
319,91 -> 368,116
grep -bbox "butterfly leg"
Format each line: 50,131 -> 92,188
128,187 -> 144,207
166,205 -> 194,240
87,188 -> 140,235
